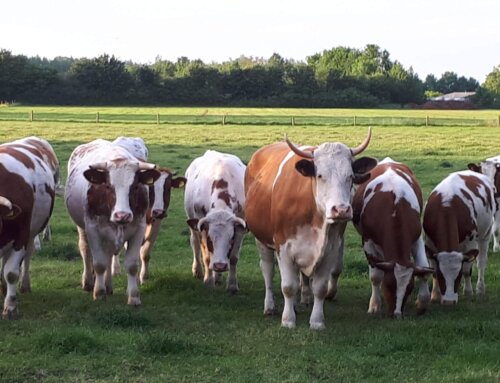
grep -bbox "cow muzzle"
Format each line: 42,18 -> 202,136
212,262 -> 229,272
328,205 -> 353,222
112,211 -> 133,224
152,209 -> 167,219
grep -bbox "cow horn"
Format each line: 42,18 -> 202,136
197,217 -> 208,231
89,162 -> 108,170
233,216 -> 246,228
351,127 -> 372,156
138,162 -> 157,170
284,134 -> 314,159
0,196 -> 12,209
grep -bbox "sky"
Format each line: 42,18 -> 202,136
2,0 -> 499,83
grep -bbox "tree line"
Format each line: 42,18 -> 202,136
1,45 -> 499,108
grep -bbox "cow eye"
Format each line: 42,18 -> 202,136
317,174 -> 323,179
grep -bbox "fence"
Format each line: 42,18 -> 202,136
0,110 -> 499,127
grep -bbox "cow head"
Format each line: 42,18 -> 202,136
369,255 -> 433,316
84,160 -> 161,224
0,196 -> 21,233
286,127 -> 377,223
187,211 -> 246,272
149,169 -> 187,220
429,249 -> 478,304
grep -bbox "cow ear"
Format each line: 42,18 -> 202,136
187,218 -> 199,231
467,163 -> 482,173
84,168 -> 107,184
353,173 -> 371,185
413,266 -> 434,277
171,176 -> 187,188
139,169 -> 161,186
295,159 -> 315,177
0,203 -> 21,220
353,157 -> 378,175
463,249 -> 479,262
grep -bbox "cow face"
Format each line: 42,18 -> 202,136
431,250 -> 477,304
85,160 -> 160,224
187,210 -> 246,272
149,170 -> 186,219
288,128 -> 376,224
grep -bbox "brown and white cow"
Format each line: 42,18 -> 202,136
184,150 -> 246,293
0,136 -> 59,318
468,155 -> 500,251
65,139 -> 160,305
245,128 -> 377,329
110,137 -> 186,283
352,158 -> 433,317
423,170 -> 495,304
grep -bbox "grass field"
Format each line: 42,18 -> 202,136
1,108 -> 500,382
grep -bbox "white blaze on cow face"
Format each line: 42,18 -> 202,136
312,144 -> 355,223
435,251 -> 464,304
199,210 -> 245,272
151,172 -> 170,218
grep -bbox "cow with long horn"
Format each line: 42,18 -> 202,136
245,128 -> 377,329
65,139 -> 160,305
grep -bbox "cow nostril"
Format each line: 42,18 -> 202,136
213,262 -> 228,272
113,212 -> 133,223
331,205 -> 352,218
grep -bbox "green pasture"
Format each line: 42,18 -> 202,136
1,109 -> 500,382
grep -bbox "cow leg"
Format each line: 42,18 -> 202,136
105,254 -> 113,295
309,261 -> 333,330
140,221 -> 161,284
189,228 -> 203,279
462,261 -> 473,297
368,265 -> 383,314
256,239 -> 275,316
111,254 -> 121,276
326,237 -> 344,300
300,273 -> 312,306
19,239 -> 35,293
429,259 -> 441,302
412,236 -> 430,313
277,254 -> 299,329
124,231 -> 143,306
227,228 -> 244,294
476,240 -> 489,296
2,250 -> 24,319
493,214 -> 500,252
78,227 -> 94,292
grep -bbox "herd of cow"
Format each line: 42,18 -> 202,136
0,129 -> 499,330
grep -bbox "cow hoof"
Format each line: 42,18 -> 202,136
128,297 -> 141,306
227,286 -> 239,295
310,322 -> 326,330
281,320 -> 296,329
82,282 -> 94,292
367,307 -> 380,314
264,307 -> 275,316
392,313 -> 403,320
93,290 -> 106,301
2,307 -> 18,320
192,268 -> 203,279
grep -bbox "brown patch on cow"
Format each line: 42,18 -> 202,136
94,263 -> 106,274
87,184 -> 116,218
128,263 -> 138,275
218,191 -> 232,207
23,138 -> 59,170
212,179 -> 228,193
0,147 -> 35,169
459,175 -> 491,209
6,271 -> 18,284
129,177 -> 149,218
0,164 -> 34,250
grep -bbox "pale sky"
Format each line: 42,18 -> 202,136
2,0 -> 499,83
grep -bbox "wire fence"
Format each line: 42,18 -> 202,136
0,110 -> 499,127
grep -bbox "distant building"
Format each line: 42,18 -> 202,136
431,92 -> 476,101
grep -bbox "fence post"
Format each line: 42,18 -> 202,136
426,115 -> 429,127
222,115 -> 226,125
157,112 -> 160,125
96,112 -> 99,123
30,110 -> 34,122
291,117 -> 295,126
353,116 -> 356,126
498,115 -> 500,127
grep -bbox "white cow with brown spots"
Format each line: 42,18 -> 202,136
184,150 -> 246,293
245,129 -> 377,329
423,170 -> 495,304
352,158 -> 433,317
0,136 -> 59,318
110,137 -> 186,283
65,139 -> 160,305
